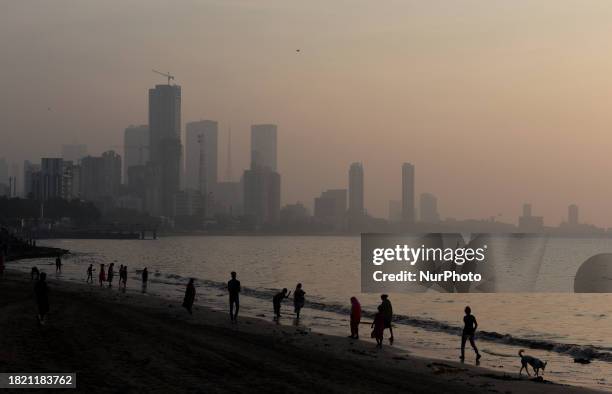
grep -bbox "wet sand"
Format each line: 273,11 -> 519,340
0,270 -> 604,393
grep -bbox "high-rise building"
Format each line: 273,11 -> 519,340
148,84 -> 182,217
314,189 -> 347,230
61,161 -> 80,200
185,120 -> 218,194
23,160 -> 40,198
61,144 -> 88,163
568,204 -> 579,226
123,125 -> 149,183
348,162 -> 364,216
251,124 -> 277,171
80,151 -> 121,205
213,181 -> 243,215
522,203 -> 532,218
40,158 -> 64,201
243,167 -> 281,226
419,192 -> 439,223
174,189 -> 204,218
401,163 -> 415,223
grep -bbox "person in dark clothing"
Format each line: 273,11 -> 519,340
118,265 -> 124,287
273,288 -> 291,321
227,271 -> 241,322
349,296 -> 361,339
460,306 -> 481,361
99,264 -> 106,287
34,272 -> 49,325
55,256 -> 62,273
141,267 -> 148,293
293,283 -> 305,320
107,263 -> 114,288
379,294 -> 394,345
182,278 -> 196,314
120,265 -> 128,290
31,266 -> 40,281
86,264 -> 94,284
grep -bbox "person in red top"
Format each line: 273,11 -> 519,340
349,297 -> 361,339
371,305 -> 385,348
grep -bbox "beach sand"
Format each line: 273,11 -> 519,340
0,270 -> 603,393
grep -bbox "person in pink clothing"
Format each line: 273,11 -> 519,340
349,297 -> 361,339
371,305 -> 385,348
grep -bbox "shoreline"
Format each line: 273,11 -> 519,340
0,269 -> 604,393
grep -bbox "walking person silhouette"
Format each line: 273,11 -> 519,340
349,297 -> 361,339
371,305 -> 385,348
34,272 -> 49,325
86,264 -> 94,284
227,271 -> 241,322
293,283 -> 305,320
99,264 -> 106,287
460,306 -> 481,362
141,267 -> 148,293
107,263 -> 115,288
182,278 -> 196,314
379,294 -> 394,344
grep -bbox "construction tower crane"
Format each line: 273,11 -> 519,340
152,69 -> 175,85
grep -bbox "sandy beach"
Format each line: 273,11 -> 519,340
0,270 -> 604,394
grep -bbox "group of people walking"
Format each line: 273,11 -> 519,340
30,259 -> 483,360
95,263 -> 129,289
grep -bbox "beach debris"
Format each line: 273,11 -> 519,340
574,358 -> 591,364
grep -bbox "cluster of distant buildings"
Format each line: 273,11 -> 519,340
0,80 -> 608,234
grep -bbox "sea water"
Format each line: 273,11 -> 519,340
9,236 -> 612,391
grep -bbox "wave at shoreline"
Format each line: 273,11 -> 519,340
144,271 -> 612,363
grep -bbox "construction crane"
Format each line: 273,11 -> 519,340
152,69 -> 175,85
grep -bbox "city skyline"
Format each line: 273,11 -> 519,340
6,1 -> 612,225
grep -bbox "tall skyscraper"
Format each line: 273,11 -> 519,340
80,151 -> 121,204
61,144 -> 88,163
243,125 -> 280,226
568,204 -> 579,226
314,189 -> 347,230
348,162 -> 364,216
23,160 -> 40,198
251,124 -> 277,171
148,84 -> 181,217
419,192 -> 440,223
401,163 -> 415,223
40,158 -> 64,201
243,168 -> 281,226
522,203 -> 532,218
185,120 -> 218,194
123,125 -> 149,183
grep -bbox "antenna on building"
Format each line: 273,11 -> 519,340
226,126 -> 233,182
152,69 -> 175,85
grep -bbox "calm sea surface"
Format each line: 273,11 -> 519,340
9,236 -> 612,391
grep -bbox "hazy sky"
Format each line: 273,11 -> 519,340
3,0 -> 612,226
